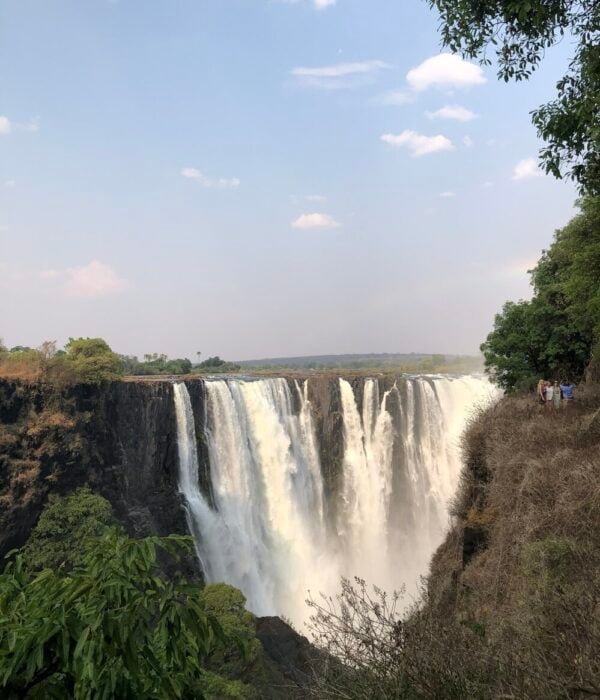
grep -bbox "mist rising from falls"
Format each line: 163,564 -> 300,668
174,375 -> 495,626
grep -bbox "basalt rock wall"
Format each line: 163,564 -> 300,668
0,379 -> 188,564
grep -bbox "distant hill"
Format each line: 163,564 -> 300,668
237,353 -> 483,372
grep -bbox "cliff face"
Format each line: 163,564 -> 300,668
0,379 -> 189,564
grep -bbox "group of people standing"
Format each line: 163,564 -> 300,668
537,379 -> 575,407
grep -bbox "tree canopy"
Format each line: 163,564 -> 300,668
481,196 -> 600,390
64,338 -> 124,383
427,0 -> 600,193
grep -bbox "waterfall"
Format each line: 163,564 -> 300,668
173,375 -> 496,626
338,379 -> 395,588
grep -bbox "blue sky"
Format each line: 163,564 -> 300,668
0,0 -> 578,360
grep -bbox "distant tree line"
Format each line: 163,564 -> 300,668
0,338 -> 124,384
121,354 -> 241,376
0,339 -> 242,383
481,197 -> 600,391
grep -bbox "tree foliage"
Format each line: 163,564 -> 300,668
21,488 -> 115,573
121,353 -> 193,376
427,0 -> 600,193
64,338 -> 124,383
0,530 -> 229,699
481,197 -> 600,390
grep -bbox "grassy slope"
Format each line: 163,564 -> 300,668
427,385 -> 600,697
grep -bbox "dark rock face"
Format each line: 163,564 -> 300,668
0,379 -> 191,571
255,616 -> 322,697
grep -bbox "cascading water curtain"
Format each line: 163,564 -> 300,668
173,376 -> 496,627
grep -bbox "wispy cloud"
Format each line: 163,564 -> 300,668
291,60 -> 389,89
426,104 -> 477,122
279,0 -> 336,9
291,213 -> 340,229
512,157 -> 544,181
439,191 -> 456,198
463,135 -> 474,147
181,167 -> 240,189
291,194 -> 327,205
4,180 -> 16,188
0,116 -> 40,134
381,130 -> 454,157
407,53 -> 486,91
378,90 -> 414,106
21,117 -> 40,133
40,261 -> 129,299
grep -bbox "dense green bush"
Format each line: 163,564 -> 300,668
21,488 -> 115,573
0,530 -> 229,699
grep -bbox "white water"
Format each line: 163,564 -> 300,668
173,375 -> 496,626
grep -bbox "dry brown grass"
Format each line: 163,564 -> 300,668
313,387 -> 600,699
425,385 -> 600,697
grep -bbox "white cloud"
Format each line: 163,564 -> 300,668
439,191 -> 455,198
483,181 -> 493,188
380,130 -> 454,157
291,213 -> 340,230
379,90 -> 413,106
4,180 -> 15,188
463,135 -> 474,147
290,194 -> 327,205
426,104 -> 477,122
512,157 -> 544,181
40,261 -> 129,299
406,53 -> 486,91
279,0 -> 336,9
0,116 -> 40,134
291,60 -> 389,88
181,167 -> 240,188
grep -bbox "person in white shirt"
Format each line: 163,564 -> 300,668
545,381 -> 554,408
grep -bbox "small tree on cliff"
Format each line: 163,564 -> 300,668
65,337 -> 124,383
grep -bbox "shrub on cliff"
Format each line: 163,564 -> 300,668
21,488 -> 115,572
0,530 -> 235,699
202,584 -> 261,670
64,337 -> 124,383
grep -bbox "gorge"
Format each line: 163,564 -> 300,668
0,373 -> 495,627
